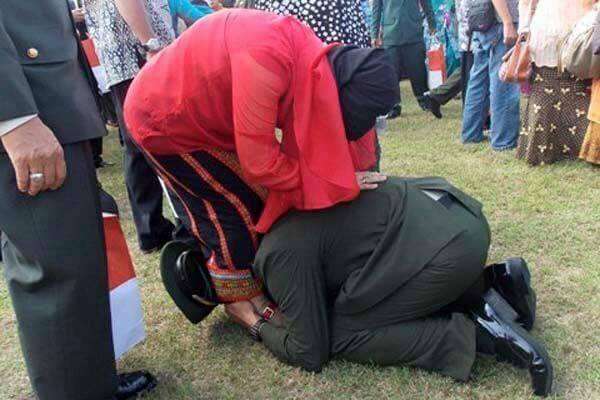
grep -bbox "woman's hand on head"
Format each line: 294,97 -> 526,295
356,171 -> 387,191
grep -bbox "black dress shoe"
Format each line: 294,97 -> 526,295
115,370 -> 157,400
424,92 -> 442,119
472,290 -> 553,397
386,104 -> 402,119
486,257 -> 536,330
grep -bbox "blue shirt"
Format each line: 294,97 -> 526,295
168,0 -> 212,36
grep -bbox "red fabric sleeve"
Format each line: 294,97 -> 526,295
349,129 -> 377,171
230,48 -> 301,192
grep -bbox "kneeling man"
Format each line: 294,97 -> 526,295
227,177 -> 553,397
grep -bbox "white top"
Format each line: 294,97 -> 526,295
522,0 -> 596,68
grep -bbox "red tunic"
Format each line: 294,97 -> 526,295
124,9 -> 375,233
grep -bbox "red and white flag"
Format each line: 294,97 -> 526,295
103,210 -> 145,359
427,40 -> 447,90
81,38 -> 110,94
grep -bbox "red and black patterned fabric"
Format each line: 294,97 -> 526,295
146,149 -> 267,303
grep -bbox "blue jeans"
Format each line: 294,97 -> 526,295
461,24 -> 520,150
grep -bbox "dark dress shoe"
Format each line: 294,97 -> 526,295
115,370 -> 157,399
386,104 -> 402,119
472,290 -> 553,397
486,257 -> 536,330
424,93 -> 442,119
140,221 -> 175,254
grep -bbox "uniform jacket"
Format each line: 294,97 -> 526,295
0,0 -> 105,152
371,0 -> 436,46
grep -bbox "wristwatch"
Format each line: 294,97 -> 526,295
249,318 -> 267,342
141,37 -> 162,53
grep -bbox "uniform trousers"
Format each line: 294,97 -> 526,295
0,143 -> 117,400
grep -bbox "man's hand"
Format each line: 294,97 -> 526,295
1,117 -> 67,196
72,8 -> 85,24
356,171 -> 387,191
503,22 -> 518,46
372,38 -> 383,48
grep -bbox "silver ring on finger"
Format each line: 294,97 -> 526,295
29,173 -> 44,182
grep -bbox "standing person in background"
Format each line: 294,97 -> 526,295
0,1 -> 155,398
461,0 -> 521,151
253,0 -> 371,48
168,0 -> 213,36
372,0 -> 437,118
579,8 -> 600,165
516,0 -> 596,166
456,0 -> 475,101
84,0 -> 177,254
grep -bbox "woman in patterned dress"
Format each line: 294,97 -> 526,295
253,0 -> 371,48
515,0 -> 596,166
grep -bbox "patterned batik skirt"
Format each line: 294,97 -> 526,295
516,66 -> 592,166
580,121 -> 600,165
145,149 -> 267,303
253,0 -> 371,48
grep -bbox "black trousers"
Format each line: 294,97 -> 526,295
111,79 -> 173,249
385,42 -> 429,107
0,142 -> 117,400
430,68 -> 462,105
461,50 -> 475,106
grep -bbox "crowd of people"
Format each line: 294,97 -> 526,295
0,1 -> 598,400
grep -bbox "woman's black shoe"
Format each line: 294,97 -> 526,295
472,290 -> 553,397
115,370 -> 157,399
485,257 -> 536,330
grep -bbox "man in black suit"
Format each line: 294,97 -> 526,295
0,1 -> 155,399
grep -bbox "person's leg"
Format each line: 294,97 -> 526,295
430,69 -> 462,105
488,32 -> 521,151
111,79 -> 174,252
402,41 -> 429,109
384,46 -> 403,117
146,149 -> 266,303
0,143 -> 117,400
332,312 -> 476,381
461,38 -> 491,144
461,50 -> 474,106
330,198 -> 490,380
91,137 -> 104,168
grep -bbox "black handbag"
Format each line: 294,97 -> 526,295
466,0 -> 497,32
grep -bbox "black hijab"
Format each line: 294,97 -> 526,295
328,45 -> 399,141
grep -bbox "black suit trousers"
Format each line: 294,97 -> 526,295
0,142 -> 117,400
111,79 -> 173,249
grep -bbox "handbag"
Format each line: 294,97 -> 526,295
466,0 -> 497,33
499,33 -> 532,83
560,9 -> 600,80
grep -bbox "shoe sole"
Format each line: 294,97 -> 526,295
506,257 -> 537,331
494,257 -> 537,331
487,291 -> 554,397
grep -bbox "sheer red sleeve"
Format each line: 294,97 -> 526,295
231,49 -> 301,192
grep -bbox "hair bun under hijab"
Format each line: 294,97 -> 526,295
328,45 -> 400,141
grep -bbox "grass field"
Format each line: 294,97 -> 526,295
1,85 -> 599,399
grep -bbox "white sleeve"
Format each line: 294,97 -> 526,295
0,114 -> 37,137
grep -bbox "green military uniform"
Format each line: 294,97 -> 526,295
253,177 -> 490,379
0,1 -> 117,399
372,0 -> 436,108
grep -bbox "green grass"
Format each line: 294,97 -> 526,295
1,84 -> 599,399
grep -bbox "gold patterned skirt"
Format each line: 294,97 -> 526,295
516,66 -> 592,166
580,121 -> 600,165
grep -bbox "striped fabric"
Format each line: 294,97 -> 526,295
146,149 -> 267,303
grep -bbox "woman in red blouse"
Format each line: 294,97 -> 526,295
124,9 -> 398,317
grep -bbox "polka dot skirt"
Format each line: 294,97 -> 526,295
253,0 -> 371,48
